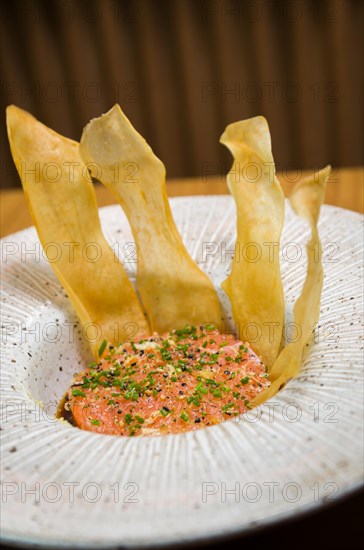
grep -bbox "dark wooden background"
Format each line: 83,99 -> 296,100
1,0 -> 363,188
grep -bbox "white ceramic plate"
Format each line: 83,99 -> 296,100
1,196 -> 363,548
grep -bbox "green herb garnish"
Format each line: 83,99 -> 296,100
98,339 -> 107,357
72,388 -> 86,397
205,378 -> 219,387
160,348 -> 171,361
187,395 -> 200,406
195,382 -> 208,395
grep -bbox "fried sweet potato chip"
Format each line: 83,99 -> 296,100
251,165 -> 331,405
80,104 -> 221,333
220,117 -> 285,367
6,105 -> 149,356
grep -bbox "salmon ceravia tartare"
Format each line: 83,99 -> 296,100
61,326 -> 270,436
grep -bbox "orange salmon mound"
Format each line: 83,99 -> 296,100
65,326 -> 270,436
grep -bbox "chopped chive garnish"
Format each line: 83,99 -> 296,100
72,388 -> 86,397
90,419 -> 100,426
187,395 -> 200,406
240,376 -> 250,385
177,343 -> 189,352
98,339 -> 107,357
82,377 -> 91,388
124,414 -> 133,424
160,348 -> 172,361
205,378 -> 219,387
196,382 -> 208,394
180,410 -> 189,422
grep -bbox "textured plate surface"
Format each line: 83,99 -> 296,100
1,196 -> 363,548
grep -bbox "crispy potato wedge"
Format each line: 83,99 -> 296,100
220,117 -> 285,367
251,165 -> 331,405
6,105 -> 149,356
80,104 -> 221,333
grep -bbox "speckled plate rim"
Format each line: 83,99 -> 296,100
1,196 -> 363,549
1,484 -> 363,550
